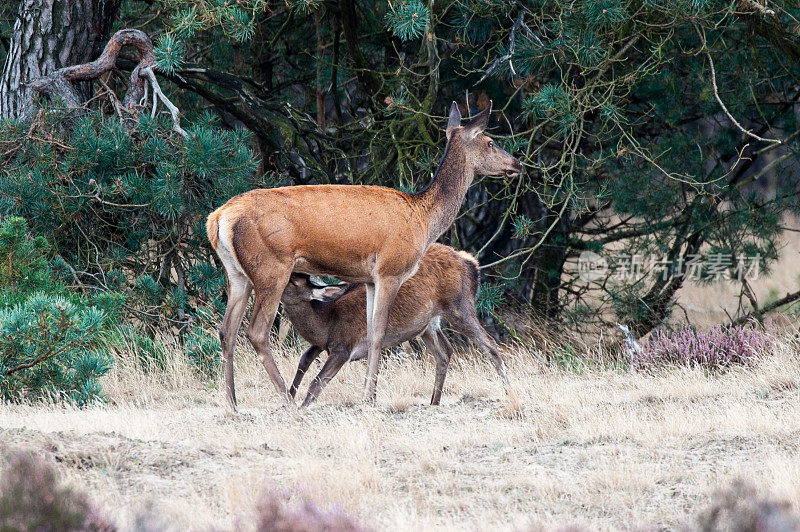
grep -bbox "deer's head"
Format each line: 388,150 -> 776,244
282,274 -> 348,307
445,101 -> 523,178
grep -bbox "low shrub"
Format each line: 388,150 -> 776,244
639,324 -> 772,369
0,453 -> 114,531
255,489 -> 369,532
0,293 -> 112,404
695,479 -> 800,531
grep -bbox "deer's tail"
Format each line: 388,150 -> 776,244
456,250 -> 481,299
206,208 -> 222,251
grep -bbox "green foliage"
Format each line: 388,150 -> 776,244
0,108 -> 258,334
477,283 -> 505,316
512,215 -> 536,239
522,83 -> 573,133
160,0 -> 259,41
189,262 -> 226,314
219,6 -> 255,41
289,0 -> 324,13
0,293 -> 112,405
583,0 -> 628,29
386,0 -> 429,41
0,216 -> 50,299
184,330 -> 221,379
155,32 -> 186,74
0,218 -> 113,405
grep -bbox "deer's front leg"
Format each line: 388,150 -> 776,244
302,346 -> 352,407
362,277 -> 401,403
290,345 -> 324,398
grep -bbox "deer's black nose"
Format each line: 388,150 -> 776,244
506,159 -> 523,177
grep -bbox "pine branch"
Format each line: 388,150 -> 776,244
161,67 -> 335,181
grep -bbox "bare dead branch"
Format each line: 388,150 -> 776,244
140,66 -> 188,138
732,289 -> 800,325
739,0 -> 775,17
476,10 -> 525,84
695,24 -> 782,145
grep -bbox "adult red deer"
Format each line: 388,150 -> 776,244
280,243 -> 512,407
206,102 -> 522,410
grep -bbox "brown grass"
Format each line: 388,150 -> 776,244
1,331 -> 799,530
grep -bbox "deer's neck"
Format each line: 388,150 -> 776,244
416,141 -> 475,242
282,300 -> 332,347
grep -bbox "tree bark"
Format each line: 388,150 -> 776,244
522,195 -> 569,320
314,10 -> 325,129
339,0 -> 380,98
0,0 -> 120,120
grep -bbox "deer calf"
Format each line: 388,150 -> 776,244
280,243 -> 511,406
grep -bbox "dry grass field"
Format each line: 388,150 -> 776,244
2,329 -> 800,530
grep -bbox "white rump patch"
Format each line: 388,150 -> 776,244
216,215 -> 248,281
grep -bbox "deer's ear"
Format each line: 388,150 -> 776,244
311,285 -> 348,302
445,101 -> 462,140
463,100 -> 492,138
308,275 -> 328,288
289,273 -> 310,286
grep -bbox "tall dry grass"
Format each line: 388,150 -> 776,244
1,325 -> 799,530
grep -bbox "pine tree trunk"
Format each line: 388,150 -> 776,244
0,0 -> 119,120
522,195 -> 569,320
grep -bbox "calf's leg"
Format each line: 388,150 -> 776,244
289,345 -> 324,398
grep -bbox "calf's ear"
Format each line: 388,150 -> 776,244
311,285 -> 349,302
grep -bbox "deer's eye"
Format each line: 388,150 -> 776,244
488,140 -> 494,148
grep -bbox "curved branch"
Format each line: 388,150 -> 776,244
704,47 -> 781,145
29,28 -> 155,112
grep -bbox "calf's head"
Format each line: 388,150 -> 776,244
281,274 -> 348,308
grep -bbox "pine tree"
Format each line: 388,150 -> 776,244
0,218 -> 114,404
2,0 -> 799,340
0,106 -> 259,335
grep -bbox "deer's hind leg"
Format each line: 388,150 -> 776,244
421,325 -> 454,406
449,308 -> 511,390
243,263 -> 294,404
219,270 -> 252,412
